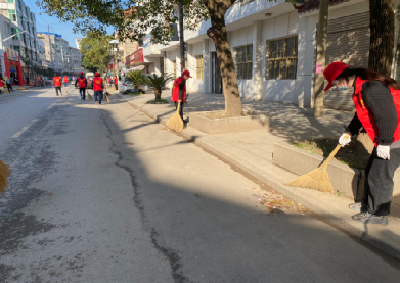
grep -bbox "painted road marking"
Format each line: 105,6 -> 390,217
10,120 -> 38,138
10,125 -> 31,139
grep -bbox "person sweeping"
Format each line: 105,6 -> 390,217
75,72 -> 88,100
62,76 -> 69,88
90,73 -> 105,105
53,74 -> 62,96
172,70 -> 191,124
323,61 -> 400,225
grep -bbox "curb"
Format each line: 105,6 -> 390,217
117,93 -> 400,259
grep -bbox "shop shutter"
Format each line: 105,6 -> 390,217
321,12 -> 370,111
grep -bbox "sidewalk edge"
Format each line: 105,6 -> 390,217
118,93 -> 400,259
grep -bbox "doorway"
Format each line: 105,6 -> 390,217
211,52 -> 222,94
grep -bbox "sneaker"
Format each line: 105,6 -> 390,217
95,101 -> 98,105
349,202 -> 367,211
352,212 -> 388,225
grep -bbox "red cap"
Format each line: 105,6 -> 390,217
323,61 -> 349,91
80,72 -> 84,76
182,70 -> 192,78
95,73 -> 100,77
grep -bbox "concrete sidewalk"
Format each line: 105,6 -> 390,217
115,90 -> 400,259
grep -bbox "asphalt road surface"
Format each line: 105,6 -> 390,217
1,87 -> 400,282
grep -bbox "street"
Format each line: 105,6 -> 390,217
1,87 -> 400,282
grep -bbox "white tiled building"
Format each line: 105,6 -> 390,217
143,0 -> 400,110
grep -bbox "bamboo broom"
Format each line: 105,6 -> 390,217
0,160 -> 11,193
87,90 -> 93,101
284,138 -> 347,193
62,85 -> 69,95
166,103 -> 184,133
104,92 -> 110,102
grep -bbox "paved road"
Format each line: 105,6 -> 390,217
1,87 -> 400,282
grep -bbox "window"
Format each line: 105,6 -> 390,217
268,37 -> 298,80
235,45 -> 253,80
195,55 -> 203,79
13,46 -> 20,56
11,28 -> 18,40
8,9 -> 16,21
7,0 -> 14,3
172,60 -> 176,79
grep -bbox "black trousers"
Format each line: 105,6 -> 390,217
6,84 -> 12,92
94,91 -> 103,104
174,101 -> 184,121
79,88 -> 86,99
55,87 -> 61,95
115,84 -> 118,90
362,147 -> 400,216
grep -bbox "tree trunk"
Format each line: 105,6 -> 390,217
313,0 -> 329,117
368,0 -> 395,77
154,87 -> 162,100
208,15 -> 242,117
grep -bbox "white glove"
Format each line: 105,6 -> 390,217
339,133 -> 351,147
377,145 -> 391,160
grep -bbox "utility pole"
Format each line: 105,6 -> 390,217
115,43 -> 119,79
48,25 -> 53,69
179,3 -> 184,74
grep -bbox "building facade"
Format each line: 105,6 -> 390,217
37,32 -> 82,74
0,0 -> 41,80
145,0 -> 400,111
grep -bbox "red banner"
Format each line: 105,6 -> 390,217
129,49 -> 143,65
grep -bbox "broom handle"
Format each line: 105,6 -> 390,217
320,144 -> 342,169
176,102 -> 181,112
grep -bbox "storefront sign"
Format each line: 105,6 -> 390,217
129,49 -> 144,65
5,47 -> 18,59
143,34 -> 151,48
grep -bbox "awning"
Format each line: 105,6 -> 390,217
132,65 -> 145,70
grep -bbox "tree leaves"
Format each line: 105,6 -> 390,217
37,0 -> 209,44
79,32 -> 113,71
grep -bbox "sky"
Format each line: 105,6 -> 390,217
27,0 -> 115,47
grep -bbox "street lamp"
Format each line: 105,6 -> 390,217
3,31 -> 27,42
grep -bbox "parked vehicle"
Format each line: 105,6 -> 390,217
120,79 -> 148,94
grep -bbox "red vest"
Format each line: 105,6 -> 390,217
353,78 -> 400,146
54,77 -> 61,87
92,77 -> 103,91
63,77 -> 69,83
115,78 -> 118,85
172,77 -> 186,102
78,77 -> 87,88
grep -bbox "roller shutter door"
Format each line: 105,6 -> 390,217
322,12 -> 370,111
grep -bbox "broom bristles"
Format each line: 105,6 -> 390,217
104,94 -> 110,102
284,144 -> 343,193
0,160 -> 11,193
166,104 -> 184,132
87,92 -> 93,101
284,168 -> 334,193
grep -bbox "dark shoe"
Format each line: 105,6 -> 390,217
352,212 -> 388,225
349,202 -> 367,211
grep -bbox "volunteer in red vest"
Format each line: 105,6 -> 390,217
114,76 -> 119,91
90,73 -> 105,105
324,61 -> 400,225
62,76 -> 69,88
75,72 -> 88,100
172,70 -> 191,123
53,74 -> 62,96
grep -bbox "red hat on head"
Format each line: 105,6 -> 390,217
95,73 -> 100,77
323,61 -> 349,91
182,70 -> 192,78
80,72 -> 84,76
